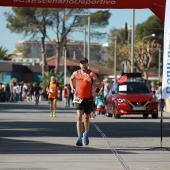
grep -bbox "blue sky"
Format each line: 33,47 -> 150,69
0,7 -> 154,53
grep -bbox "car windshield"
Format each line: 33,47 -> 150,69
118,82 -> 151,93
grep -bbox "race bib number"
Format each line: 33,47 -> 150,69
73,97 -> 83,104
50,88 -> 55,93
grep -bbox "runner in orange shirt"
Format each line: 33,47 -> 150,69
70,57 -> 102,146
46,76 -> 59,118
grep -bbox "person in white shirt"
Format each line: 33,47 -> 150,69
22,83 -> 28,100
156,82 -> 164,111
103,79 -> 111,103
13,82 -> 20,102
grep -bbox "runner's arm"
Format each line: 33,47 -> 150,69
70,71 -> 77,94
46,83 -> 50,93
90,72 -> 102,89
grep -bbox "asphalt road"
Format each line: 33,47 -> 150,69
0,100 -> 170,170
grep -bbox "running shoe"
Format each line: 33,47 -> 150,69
53,112 -> 56,118
83,132 -> 89,145
50,112 -> 53,118
76,139 -> 83,146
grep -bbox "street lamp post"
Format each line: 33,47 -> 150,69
109,36 -> 117,81
131,9 -> 135,73
87,13 -> 90,62
63,47 -> 67,85
84,28 -> 86,58
114,37 -> 117,81
71,27 -> 86,58
72,13 -> 91,62
142,34 -> 156,41
158,48 -> 161,80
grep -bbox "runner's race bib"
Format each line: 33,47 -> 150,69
73,96 -> 83,104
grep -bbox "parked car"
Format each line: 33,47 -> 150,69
106,80 -> 158,119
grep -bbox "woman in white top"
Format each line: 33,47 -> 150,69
156,82 -> 164,111
13,82 -> 20,102
22,83 -> 28,100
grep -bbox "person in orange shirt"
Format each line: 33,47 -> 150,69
70,57 -> 102,146
46,76 -> 59,118
63,84 -> 68,107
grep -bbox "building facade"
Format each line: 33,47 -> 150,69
14,39 -> 107,63
0,61 -> 42,84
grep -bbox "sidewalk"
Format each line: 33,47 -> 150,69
0,101 -> 170,170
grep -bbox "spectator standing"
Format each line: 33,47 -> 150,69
18,82 -> 23,102
29,82 -> 34,101
27,83 -> 33,101
156,81 -> 164,112
0,83 -> 5,102
59,86 -> 63,101
22,83 -> 28,101
68,84 -> 74,106
66,84 -> 71,107
13,82 -> 20,102
34,83 -> 41,104
63,84 -> 69,107
5,83 -> 10,102
9,80 -> 15,102
103,78 -> 111,103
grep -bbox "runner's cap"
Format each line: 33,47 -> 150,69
80,57 -> 88,63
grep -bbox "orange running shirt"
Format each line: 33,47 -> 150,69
76,69 -> 92,99
48,82 -> 58,98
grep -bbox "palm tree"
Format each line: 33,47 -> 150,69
0,46 -> 8,59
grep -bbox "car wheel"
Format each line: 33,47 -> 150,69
143,114 -> 149,118
152,113 -> 158,119
113,106 -> 120,119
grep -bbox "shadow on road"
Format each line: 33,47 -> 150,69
0,102 -> 170,155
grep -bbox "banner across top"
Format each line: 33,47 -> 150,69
0,0 -> 165,21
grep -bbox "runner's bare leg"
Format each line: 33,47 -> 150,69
84,113 -> 90,132
50,100 -> 53,112
77,110 -> 83,136
53,98 -> 57,112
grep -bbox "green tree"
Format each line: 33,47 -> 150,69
5,8 -> 111,74
105,29 -> 160,79
105,14 -> 163,79
135,15 -> 164,45
124,22 -> 128,44
45,9 -> 111,73
105,28 -> 126,70
115,39 -> 160,80
0,46 -> 8,59
134,15 -> 163,75
5,8 -> 53,73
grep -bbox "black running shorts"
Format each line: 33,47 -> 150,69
75,97 -> 95,114
49,98 -> 57,101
